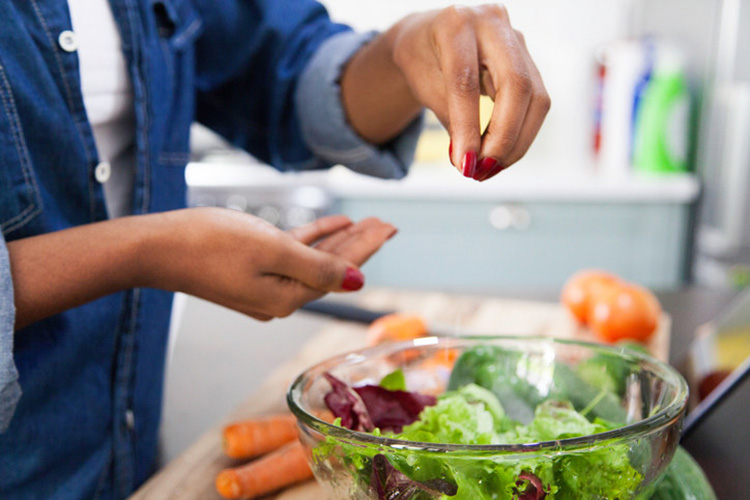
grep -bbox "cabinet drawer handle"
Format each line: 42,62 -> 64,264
489,205 -> 531,231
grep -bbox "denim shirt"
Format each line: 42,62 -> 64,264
0,1 -> 420,498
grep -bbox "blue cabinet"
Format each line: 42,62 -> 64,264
336,197 -> 693,291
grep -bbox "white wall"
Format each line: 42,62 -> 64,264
319,0 -> 639,175
631,0 -> 719,87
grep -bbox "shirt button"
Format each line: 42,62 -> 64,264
125,409 -> 135,431
94,161 -> 111,183
58,30 -> 78,52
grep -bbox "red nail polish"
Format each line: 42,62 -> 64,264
462,151 -> 477,178
448,140 -> 453,162
474,157 -> 498,180
342,267 -> 364,291
482,163 -> 507,181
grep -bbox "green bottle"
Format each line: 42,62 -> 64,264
633,50 -> 690,174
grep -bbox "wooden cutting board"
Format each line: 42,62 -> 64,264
129,290 -> 670,500
356,290 -> 670,361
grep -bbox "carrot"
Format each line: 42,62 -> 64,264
312,408 -> 335,424
215,440 -> 313,499
366,313 -> 429,346
419,347 -> 459,370
222,414 -> 298,460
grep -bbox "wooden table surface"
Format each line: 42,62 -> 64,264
129,289 -> 675,499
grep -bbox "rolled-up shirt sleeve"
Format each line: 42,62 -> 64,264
295,30 -> 424,180
0,232 -> 20,432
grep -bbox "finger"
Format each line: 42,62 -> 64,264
478,24 -> 533,169
287,215 -> 352,245
476,157 -> 505,182
269,236 -> 366,293
242,276 -> 324,319
473,154 -> 500,181
267,221 -> 396,310
436,7 -> 482,177
495,35 -> 550,167
202,275 -> 306,321
317,218 -> 398,266
247,311 -> 274,322
315,218 -> 392,253
480,67 -> 497,98
311,222 -> 366,254
336,224 -> 398,265
262,279 -> 333,319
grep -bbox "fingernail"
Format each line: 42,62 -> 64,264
387,227 -> 398,240
448,141 -> 453,164
483,163 -> 507,181
474,157 -> 498,180
342,267 -> 365,291
461,151 -> 477,178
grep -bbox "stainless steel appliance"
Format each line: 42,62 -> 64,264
692,0 -> 750,287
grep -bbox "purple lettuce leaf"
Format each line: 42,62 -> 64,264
371,454 -> 457,499
322,372 -> 437,433
514,471 -> 547,500
323,372 -> 375,432
353,384 -> 437,433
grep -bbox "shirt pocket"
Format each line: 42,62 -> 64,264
0,62 -> 42,237
150,0 -> 203,157
151,0 -> 203,52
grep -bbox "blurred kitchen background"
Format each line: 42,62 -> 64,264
160,0 -> 750,462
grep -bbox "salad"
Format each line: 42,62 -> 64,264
309,344 -> 715,500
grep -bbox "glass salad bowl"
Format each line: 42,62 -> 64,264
287,336 -> 690,500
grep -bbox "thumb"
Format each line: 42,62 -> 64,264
272,241 -> 365,292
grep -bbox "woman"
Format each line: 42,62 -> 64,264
0,0 -> 549,497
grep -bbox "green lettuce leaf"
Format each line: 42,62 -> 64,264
314,381 -> 646,499
379,368 -> 407,392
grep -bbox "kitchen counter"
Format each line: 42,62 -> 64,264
186,160 -> 700,203
326,165 -> 700,203
135,287 -> 746,499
